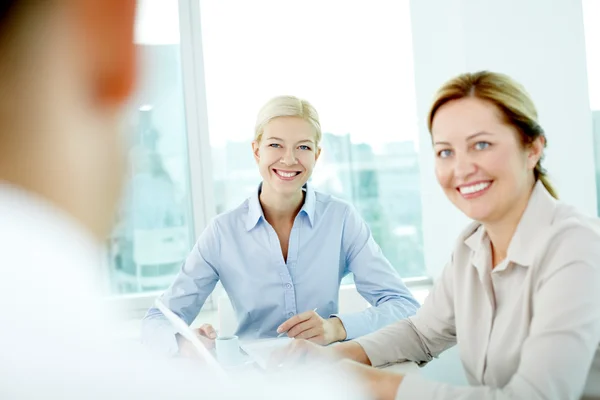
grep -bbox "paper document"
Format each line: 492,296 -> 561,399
240,337 -> 293,369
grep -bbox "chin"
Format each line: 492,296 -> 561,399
449,196 -> 488,221
276,182 -> 304,194
462,207 -> 494,223
263,180 -> 295,194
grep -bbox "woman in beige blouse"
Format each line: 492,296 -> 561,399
276,71 -> 600,399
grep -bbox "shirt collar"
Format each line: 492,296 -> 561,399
505,180 -> 557,267
464,180 -> 557,271
463,224 -> 490,279
245,182 -> 316,231
301,183 -> 316,227
246,184 -> 264,231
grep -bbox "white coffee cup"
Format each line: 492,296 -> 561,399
215,335 -> 240,366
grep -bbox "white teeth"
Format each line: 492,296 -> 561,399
459,182 -> 491,195
276,170 -> 298,178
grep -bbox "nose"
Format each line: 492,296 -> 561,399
453,153 -> 477,180
280,148 -> 297,166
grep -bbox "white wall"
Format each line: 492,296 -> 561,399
410,0 -> 596,278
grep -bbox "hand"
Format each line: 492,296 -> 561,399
277,311 -> 347,345
267,338 -> 340,370
177,323 -> 217,359
337,359 -> 404,400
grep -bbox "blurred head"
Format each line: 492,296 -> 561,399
428,71 -> 556,224
252,96 -> 322,197
0,0 -> 137,240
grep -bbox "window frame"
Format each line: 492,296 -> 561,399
109,0 -> 433,318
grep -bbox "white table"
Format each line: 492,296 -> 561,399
163,340 -> 420,377
221,359 -> 419,379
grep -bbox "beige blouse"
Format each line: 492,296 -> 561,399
356,181 -> 600,399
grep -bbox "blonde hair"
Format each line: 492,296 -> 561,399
427,71 -> 558,199
254,95 -> 322,145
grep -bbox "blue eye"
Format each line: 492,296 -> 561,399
474,141 -> 490,150
269,143 -> 282,148
298,145 -> 311,151
438,149 -> 453,158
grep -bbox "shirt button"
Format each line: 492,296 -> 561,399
288,312 -> 294,317
285,283 -> 292,289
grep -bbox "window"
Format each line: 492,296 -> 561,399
583,0 -> 600,216
105,1 -> 195,295
200,0 -> 426,278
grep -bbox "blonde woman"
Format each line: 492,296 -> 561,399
278,72 -> 600,400
142,95 -> 419,356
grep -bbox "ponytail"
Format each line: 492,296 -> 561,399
534,163 -> 558,199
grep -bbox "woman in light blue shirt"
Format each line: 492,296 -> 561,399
141,95 -> 419,356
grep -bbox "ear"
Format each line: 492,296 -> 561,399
252,141 -> 260,163
74,0 -> 137,106
315,146 -> 322,162
527,136 -> 545,170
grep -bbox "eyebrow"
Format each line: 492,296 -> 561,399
265,137 -> 315,145
433,131 -> 492,146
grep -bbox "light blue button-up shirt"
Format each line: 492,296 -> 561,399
141,184 -> 419,355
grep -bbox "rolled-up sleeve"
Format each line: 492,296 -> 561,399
333,205 -> 420,340
140,221 -> 221,356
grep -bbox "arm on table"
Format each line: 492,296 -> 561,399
337,257 -> 457,367
333,205 -> 421,340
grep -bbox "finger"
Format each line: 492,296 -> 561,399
198,334 -> 215,349
179,338 -> 212,360
287,318 -> 319,338
198,323 -> 217,339
277,311 -> 317,334
296,327 -> 324,341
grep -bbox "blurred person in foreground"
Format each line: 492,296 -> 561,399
0,1 -> 367,399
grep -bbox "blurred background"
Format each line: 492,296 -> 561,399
104,1 -> 600,326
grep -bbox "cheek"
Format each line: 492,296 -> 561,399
258,148 -> 280,168
298,152 -> 317,169
434,161 -> 453,188
482,148 -> 521,177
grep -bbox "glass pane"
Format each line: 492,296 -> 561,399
583,0 -> 600,216
200,0 -> 426,278
106,1 -> 194,294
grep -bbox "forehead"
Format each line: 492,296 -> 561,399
431,97 -> 510,140
263,117 -> 316,142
